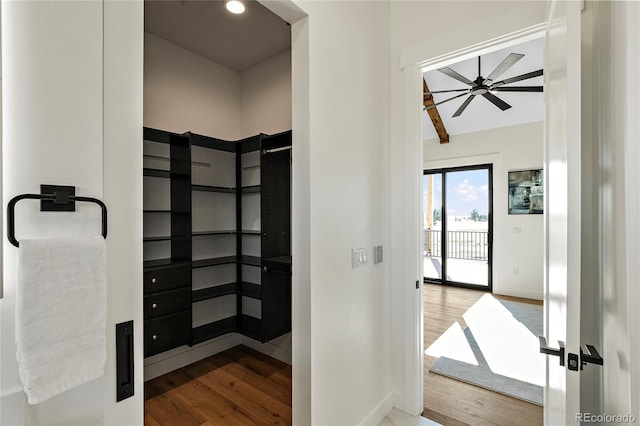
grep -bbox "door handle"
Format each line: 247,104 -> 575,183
539,335 -> 565,366
580,344 -> 603,370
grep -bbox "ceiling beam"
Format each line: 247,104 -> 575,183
423,78 -> 450,144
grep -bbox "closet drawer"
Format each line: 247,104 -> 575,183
144,265 -> 190,294
144,311 -> 191,358
144,288 -> 191,320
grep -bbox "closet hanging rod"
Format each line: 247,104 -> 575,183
263,146 -> 291,154
7,188 -> 108,248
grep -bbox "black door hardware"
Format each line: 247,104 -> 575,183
116,321 -> 134,402
539,336 -> 565,366
580,344 -> 603,370
7,184 -> 108,247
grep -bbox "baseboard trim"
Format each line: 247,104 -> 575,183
144,333 -> 242,381
493,287 -> 543,301
1,386 -> 25,425
360,391 -> 402,426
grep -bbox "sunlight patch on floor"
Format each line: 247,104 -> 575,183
425,321 -> 478,365
463,294 -> 545,386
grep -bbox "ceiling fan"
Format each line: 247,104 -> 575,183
425,53 -> 543,118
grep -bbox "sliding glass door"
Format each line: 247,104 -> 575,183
423,164 -> 492,290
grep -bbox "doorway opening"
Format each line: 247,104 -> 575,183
423,164 -> 493,290
141,1 -> 294,423
418,34 -> 546,424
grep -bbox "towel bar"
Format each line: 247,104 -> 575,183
7,186 -> 107,248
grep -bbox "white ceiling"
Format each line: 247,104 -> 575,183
423,37 -> 543,139
144,0 -> 291,72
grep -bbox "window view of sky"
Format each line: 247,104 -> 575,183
424,170 -> 489,218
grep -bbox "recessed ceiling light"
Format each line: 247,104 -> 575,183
225,0 -> 245,14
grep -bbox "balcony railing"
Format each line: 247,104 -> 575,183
424,229 -> 488,261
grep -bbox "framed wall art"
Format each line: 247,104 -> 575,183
508,169 -> 543,214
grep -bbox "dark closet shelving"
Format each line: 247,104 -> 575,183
143,168 -> 190,178
191,317 -> 237,345
239,282 -> 262,300
143,128 -> 193,358
192,283 -> 237,302
143,127 -> 292,357
191,184 -> 236,194
192,256 -> 237,269
241,185 -> 261,193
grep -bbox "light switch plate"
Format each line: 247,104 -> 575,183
374,245 -> 383,264
352,247 -> 367,268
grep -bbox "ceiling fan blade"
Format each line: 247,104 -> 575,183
492,86 -> 543,92
492,69 -> 543,87
437,67 -> 474,85
424,92 -> 469,110
452,95 -> 476,117
483,53 -> 524,84
482,92 -> 512,111
424,88 -> 469,95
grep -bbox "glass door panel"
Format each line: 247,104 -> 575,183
423,165 -> 492,290
444,169 -> 490,287
423,173 -> 442,281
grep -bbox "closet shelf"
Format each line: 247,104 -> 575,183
192,317 -> 237,345
241,185 -> 261,194
144,258 -> 191,269
191,255 -> 262,269
143,209 -> 190,214
192,230 -> 261,236
263,256 -> 292,265
192,283 -> 237,302
240,282 -> 261,300
192,184 -> 236,194
144,235 -> 190,242
192,256 -> 237,268
192,230 -> 237,236
143,168 -> 189,178
240,256 -> 261,266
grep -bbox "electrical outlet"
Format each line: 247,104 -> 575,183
352,247 -> 367,268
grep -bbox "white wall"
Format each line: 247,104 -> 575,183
1,1 -> 144,425
423,122 -> 544,300
144,33 -> 242,140
240,49 -> 292,137
290,1 -> 392,424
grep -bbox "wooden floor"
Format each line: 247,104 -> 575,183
422,284 -> 543,426
145,345 -> 292,426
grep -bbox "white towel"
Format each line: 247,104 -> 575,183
16,236 -> 107,404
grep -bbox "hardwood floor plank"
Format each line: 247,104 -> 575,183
145,392 -> 208,426
145,345 -> 292,426
421,407 -> 469,426
144,413 -> 162,426
173,378 -> 268,426
192,361 -> 292,425
423,284 -> 543,425
207,352 -> 292,406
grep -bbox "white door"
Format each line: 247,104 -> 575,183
1,2 -> 144,425
542,1 -> 583,424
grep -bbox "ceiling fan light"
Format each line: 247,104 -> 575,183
225,0 -> 245,14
